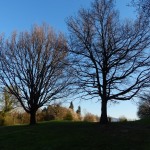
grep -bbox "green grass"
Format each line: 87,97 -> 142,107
0,120 -> 150,150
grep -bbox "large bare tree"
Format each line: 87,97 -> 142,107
67,0 -> 150,124
0,24 -> 72,125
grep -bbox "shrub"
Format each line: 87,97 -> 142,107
69,109 -> 81,121
119,116 -> 127,122
42,105 -> 81,121
83,113 -> 98,122
137,103 -> 150,119
46,105 -> 69,120
137,92 -> 150,119
3,114 -> 14,126
63,112 -> 73,121
18,112 -> 30,124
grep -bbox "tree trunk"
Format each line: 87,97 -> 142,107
100,100 -> 108,124
30,110 -> 36,125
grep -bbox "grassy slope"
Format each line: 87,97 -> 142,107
0,120 -> 150,150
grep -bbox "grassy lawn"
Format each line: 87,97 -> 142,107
0,120 -> 150,150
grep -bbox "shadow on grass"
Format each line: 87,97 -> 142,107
0,120 -> 150,150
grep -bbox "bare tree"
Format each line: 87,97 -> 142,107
67,0 -> 150,124
132,0 -> 150,15
0,24 -> 72,125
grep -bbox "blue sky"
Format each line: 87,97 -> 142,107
0,0 -> 138,119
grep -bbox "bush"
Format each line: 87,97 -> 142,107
41,105 -> 81,121
137,92 -> 150,119
83,113 -> 98,122
69,109 -> 81,121
119,116 -> 127,122
3,114 -> 14,126
137,103 -> 150,119
18,112 -> 30,124
63,112 -> 73,121
45,105 -> 69,120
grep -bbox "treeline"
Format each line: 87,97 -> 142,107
0,100 -> 99,126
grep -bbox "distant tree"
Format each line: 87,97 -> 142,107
69,101 -> 74,110
83,112 -> 98,122
43,104 -> 67,120
137,93 -> 150,119
0,24 -> 72,125
76,106 -> 81,115
63,111 -> 73,121
119,116 -> 127,122
42,104 -> 79,121
67,0 -> 150,124
0,87 -> 18,113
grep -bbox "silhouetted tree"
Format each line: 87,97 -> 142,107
137,92 -> 150,119
69,101 -> 74,110
0,24 -> 72,125
67,0 -> 150,124
76,106 -> 81,115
